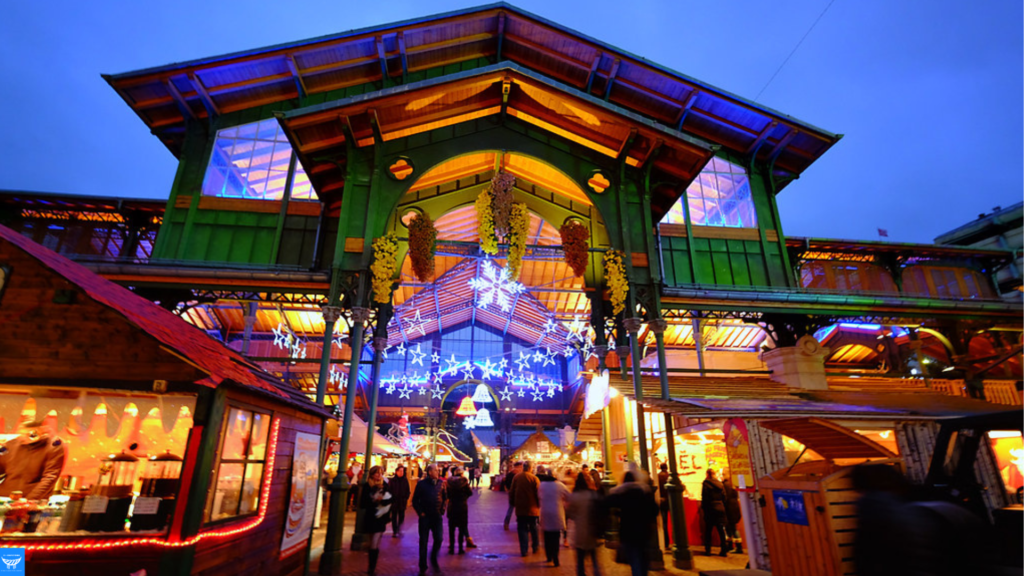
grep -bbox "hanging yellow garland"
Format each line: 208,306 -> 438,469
475,189 -> 498,255
506,202 -> 530,281
370,231 -> 399,304
603,249 -> 628,316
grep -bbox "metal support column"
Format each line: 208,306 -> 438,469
320,305 -> 370,575
317,306 -> 344,406
651,320 -> 693,569
624,317 -> 650,472
692,316 -> 705,377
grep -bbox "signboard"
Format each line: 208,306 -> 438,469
131,497 -> 161,515
82,496 -> 109,514
773,490 -> 809,526
705,443 -> 728,473
723,419 -> 755,489
280,432 -> 321,558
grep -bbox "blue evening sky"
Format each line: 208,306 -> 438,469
1,1 -> 1020,243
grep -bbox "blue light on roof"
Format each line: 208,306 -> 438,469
838,323 -> 883,331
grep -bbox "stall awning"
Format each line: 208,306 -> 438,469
329,416 -> 411,456
758,417 -> 896,460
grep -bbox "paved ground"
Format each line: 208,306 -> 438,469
307,485 -> 748,576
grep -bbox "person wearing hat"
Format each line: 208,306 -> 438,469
0,420 -> 65,500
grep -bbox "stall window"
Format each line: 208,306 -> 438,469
200,119 -> 317,201
659,157 -> 757,228
209,406 -> 272,521
902,265 -> 996,300
799,261 -> 898,293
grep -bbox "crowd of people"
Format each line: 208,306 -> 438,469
352,460 -> 744,576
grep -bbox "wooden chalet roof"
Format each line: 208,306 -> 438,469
105,3 -> 840,186
0,224 -> 323,412
758,417 -> 896,460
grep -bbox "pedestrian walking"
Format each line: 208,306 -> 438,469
446,466 -> 474,554
607,468 -> 658,576
567,473 -> 602,576
360,466 -> 392,576
538,465 -> 571,566
503,461 -> 523,530
722,477 -> 743,554
412,464 -> 448,576
510,460 -> 541,556
589,462 -> 604,493
656,463 -> 671,549
390,464 -> 411,537
701,468 -> 728,557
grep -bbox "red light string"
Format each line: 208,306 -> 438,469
3,418 -> 281,552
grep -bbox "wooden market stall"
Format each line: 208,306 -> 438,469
756,417 -> 899,576
0,225 -> 330,576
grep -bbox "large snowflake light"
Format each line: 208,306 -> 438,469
468,260 -> 525,313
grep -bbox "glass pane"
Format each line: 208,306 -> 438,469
222,408 -> 254,460
202,120 -> 305,201
248,412 -> 271,460
239,464 -> 264,515
211,463 -> 244,520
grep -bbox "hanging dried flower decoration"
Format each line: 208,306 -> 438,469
603,249 -> 628,316
506,202 -> 530,281
371,231 -> 399,304
559,220 -> 590,278
475,188 -> 498,255
490,170 -> 515,239
408,212 -> 438,282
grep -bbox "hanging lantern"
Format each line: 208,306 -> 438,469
463,415 -> 477,429
474,408 -> 494,427
455,396 -> 478,417
471,383 -> 493,403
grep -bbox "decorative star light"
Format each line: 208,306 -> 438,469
581,339 -> 596,361
400,374 -> 409,386
547,387 -> 556,398
431,351 -> 441,365
542,347 -> 557,367
409,344 -> 426,367
515,351 -> 532,371
461,364 -> 477,380
272,323 -> 289,348
517,388 -> 527,398
479,358 -> 500,380
430,387 -> 444,399
566,320 -> 586,343
531,389 -> 546,402
498,358 -> 509,372
407,309 -> 427,337
505,369 -> 516,380
431,372 -> 444,385
563,346 -> 575,358
524,373 -> 537,388
385,383 -> 397,395
329,365 -> 348,390
444,354 -> 464,376
395,342 -> 407,356
468,260 -> 525,313
418,386 -> 428,396
532,350 -> 546,365
499,387 -> 514,402
543,317 -> 558,334
381,345 -> 390,360
398,386 -> 412,399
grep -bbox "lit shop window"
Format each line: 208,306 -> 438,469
0,387 -> 195,535
201,119 -> 317,201
660,157 -> 757,228
208,407 -> 271,521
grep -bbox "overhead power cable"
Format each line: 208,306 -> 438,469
755,0 -> 838,100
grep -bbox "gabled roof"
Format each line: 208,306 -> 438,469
0,224 -> 320,410
105,3 -> 839,184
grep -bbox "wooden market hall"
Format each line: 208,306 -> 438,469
0,4 -> 1021,575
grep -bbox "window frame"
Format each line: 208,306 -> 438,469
200,119 -> 316,202
901,265 -> 995,300
205,401 -> 274,525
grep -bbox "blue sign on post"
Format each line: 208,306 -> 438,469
0,548 -> 24,576
773,490 -> 809,526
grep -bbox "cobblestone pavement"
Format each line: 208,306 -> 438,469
308,486 -> 748,576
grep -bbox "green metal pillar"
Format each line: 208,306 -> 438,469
320,305 -> 371,575
624,317 -> 650,473
316,306 -> 343,406
651,320 -> 693,569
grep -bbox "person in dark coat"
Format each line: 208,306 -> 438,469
360,466 -> 393,576
607,470 -> 658,576
656,463 -> 671,549
412,464 -> 448,575
701,468 -> 728,556
389,465 -> 412,537
502,461 -> 522,530
722,477 -> 743,554
510,461 -> 541,556
0,420 -> 65,499
445,467 -> 474,554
